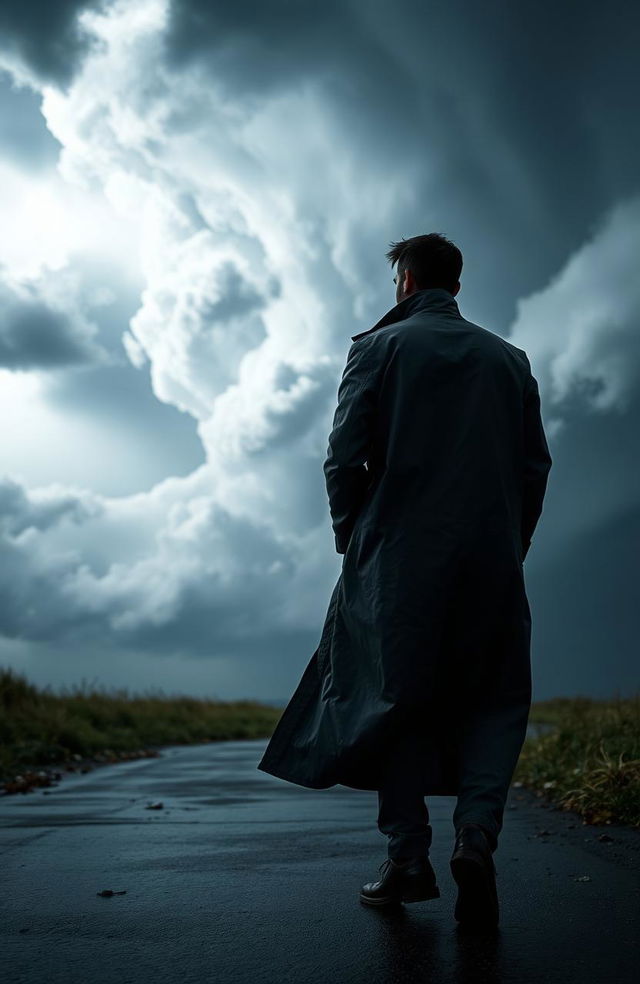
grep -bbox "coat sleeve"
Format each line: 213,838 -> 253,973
521,364 -> 553,561
323,338 -> 378,554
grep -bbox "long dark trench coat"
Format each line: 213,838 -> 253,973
257,287 -> 552,795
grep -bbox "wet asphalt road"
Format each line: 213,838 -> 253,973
1,738 -> 639,984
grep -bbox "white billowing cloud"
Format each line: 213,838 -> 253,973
0,156 -> 142,282
127,224 -> 275,418
509,195 -> 640,437
36,0 -> 396,419
0,0 -> 385,664
31,0 -> 398,516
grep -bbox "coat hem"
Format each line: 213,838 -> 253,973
256,756 -> 460,796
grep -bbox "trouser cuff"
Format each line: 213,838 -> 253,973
387,831 -> 432,858
454,819 -> 498,852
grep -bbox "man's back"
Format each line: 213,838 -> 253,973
327,288 -> 552,565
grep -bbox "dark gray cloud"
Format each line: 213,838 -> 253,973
529,502 -> 640,699
0,481 -> 101,641
0,475 -> 101,536
200,262 -> 277,324
538,390 -> 640,553
0,277 -> 106,369
0,473 -> 323,666
522,387 -> 640,698
0,0 -> 107,89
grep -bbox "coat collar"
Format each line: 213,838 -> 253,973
351,287 -> 462,341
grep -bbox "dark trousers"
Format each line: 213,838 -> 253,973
377,701 -> 528,858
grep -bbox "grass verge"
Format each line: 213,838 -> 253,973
0,666 -> 282,792
517,694 -> 640,828
3,668 -> 639,828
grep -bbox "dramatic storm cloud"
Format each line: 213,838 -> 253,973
0,0 -> 638,700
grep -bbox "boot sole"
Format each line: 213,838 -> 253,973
359,884 -> 441,906
450,855 -> 499,926
402,885 -> 441,904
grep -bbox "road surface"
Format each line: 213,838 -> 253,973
1,738 -> 639,983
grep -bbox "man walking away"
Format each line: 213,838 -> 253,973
257,232 -> 553,928
341,236 -> 552,924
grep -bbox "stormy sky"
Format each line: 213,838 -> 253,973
0,0 -> 638,702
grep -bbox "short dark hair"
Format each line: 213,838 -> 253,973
385,233 -> 463,294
